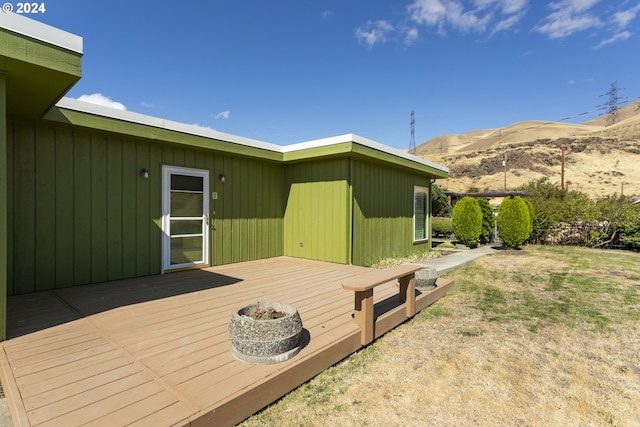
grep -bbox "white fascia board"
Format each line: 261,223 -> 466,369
56,97 -> 283,152
55,98 -> 448,173
284,133 -> 449,173
0,12 -> 82,53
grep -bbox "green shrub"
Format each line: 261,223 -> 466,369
431,183 -> 452,217
497,196 -> 531,249
452,196 -> 482,248
477,198 -> 494,244
523,198 -> 534,237
431,217 -> 454,237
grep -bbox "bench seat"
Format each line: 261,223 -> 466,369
342,264 -> 423,345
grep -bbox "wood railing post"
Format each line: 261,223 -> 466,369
398,273 -> 416,318
354,289 -> 374,345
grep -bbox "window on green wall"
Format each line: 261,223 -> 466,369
414,186 -> 429,242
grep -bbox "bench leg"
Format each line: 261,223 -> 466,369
354,289 -> 374,345
398,274 -> 416,318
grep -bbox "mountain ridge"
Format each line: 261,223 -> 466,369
418,100 -> 640,198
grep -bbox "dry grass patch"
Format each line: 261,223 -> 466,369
241,245 -> 640,427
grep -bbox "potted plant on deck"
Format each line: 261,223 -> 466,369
228,302 -> 303,365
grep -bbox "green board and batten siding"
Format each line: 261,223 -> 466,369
0,73 -> 7,339
351,159 -> 431,266
282,156 -> 433,266
283,158 -> 351,264
6,119 -> 284,295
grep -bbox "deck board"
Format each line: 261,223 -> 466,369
0,256 -> 453,427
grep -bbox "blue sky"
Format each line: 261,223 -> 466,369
26,0 -> 640,149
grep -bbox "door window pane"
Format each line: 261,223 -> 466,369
170,236 -> 203,264
170,220 -> 202,236
171,192 -> 203,217
171,174 -> 203,192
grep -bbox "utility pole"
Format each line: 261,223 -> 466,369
502,153 -> 507,191
409,110 -> 416,154
561,145 -> 565,190
600,81 -> 625,126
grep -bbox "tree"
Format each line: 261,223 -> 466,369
452,196 -> 482,248
431,183 -> 451,217
497,196 -> 531,249
477,198 -> 494,244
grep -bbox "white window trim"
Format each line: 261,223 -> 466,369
413,185 -> 429,243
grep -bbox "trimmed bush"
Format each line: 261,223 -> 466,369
452,196 -> 482,248
497,196 -> 531,249
432,217 -> 454,237
477,198 -> 494,244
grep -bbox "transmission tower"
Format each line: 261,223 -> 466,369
601,81 -> 624,126
409,110 -> 416,154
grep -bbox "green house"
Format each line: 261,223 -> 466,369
0,14 -> 448,340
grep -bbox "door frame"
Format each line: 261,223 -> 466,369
161,165 -> 210,273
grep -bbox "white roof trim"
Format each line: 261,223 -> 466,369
0,12 -> 82,53
56,98 -> 282,152
285,133 -> 449,173
55,97 -> 448,174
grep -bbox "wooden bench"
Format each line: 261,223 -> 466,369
342,264 -> 423,345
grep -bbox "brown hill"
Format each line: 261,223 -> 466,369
418,100 -> 640,198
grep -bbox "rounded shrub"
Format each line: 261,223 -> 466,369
452,196 -> 482,248
497,196 -> 531,249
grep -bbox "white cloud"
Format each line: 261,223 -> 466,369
355,20 -> 394,48
533,0 -> 602,39
407,0 -> 528,35
321,10 -> 334,19
591,30 -> 632,49
612,4 -> 640,28
405,27 -> 420,44
76,93 -> 126,110
141,101 -> 162,108
214,110 -> 230,120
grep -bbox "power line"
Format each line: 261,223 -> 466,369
598,81 -> 628,126
427,95 -> 640,153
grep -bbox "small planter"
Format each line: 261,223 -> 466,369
228,302 -> 303,365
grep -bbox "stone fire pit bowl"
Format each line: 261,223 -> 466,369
228,302 -> 303,365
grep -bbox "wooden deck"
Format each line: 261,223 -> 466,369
0,257 -> 454,427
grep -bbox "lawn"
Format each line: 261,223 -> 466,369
240,245 -> 640,427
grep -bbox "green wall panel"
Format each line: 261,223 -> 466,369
54,129 -> 74,287
73,132 -> 92,286
0,75 -> 7,340
283,159 -> 350,264
6,119 -> 437,294
34,126 -> 56,291
12,123 -> 35,294
210,156 -> 284,266
7,120 -> 284,294
106,137 -> 123,281
351,159 -> 431,266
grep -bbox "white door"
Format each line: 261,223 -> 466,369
162,166 -> 209,272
